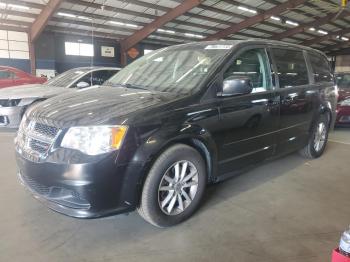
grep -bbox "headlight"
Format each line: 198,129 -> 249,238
0,99 -> 21,107
61,125 -> 128,155
339,99 -> 350,106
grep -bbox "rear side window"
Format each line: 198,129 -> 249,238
308,52 -> 333,83
0,70 -> 12,79
272,49 -> 309,88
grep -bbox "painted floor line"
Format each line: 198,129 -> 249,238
329,139 -> 350,145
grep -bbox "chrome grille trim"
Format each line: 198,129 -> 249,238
16,118 -> 60,162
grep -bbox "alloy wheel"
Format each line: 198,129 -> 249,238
158,160 -> 199,216
314,122 -> 327,152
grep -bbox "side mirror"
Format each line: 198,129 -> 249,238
76,81 -> 90,89
219,76 -> 253,97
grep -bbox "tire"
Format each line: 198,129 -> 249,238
138,144 -> 206,227
299,113 -> 330,159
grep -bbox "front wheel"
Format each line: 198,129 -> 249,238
299,113 -> 330,159
138,144 -> 206,227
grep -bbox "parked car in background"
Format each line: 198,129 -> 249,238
15,40 -> 337,227
0,66 -> 46,89
0,67 -> 120,128
336,72 -> 350,126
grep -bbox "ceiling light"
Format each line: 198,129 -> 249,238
341,36 -> 349,41
58,12 -> 76,18
318,30 -> 328,35
184,33 -> 204,38
285,20 -> 299,26
78,16 -> 92,21
238,6 -> 257,14
125,23 -> 138,28
109,21 -> 124,26
270,16 -> 280,21
8,4 -> 30,10
157,29 -> 175,34
309,27 -> 316,31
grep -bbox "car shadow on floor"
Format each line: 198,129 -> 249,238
198,151 -> 310,213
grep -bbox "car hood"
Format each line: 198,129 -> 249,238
0,84 -> 68,100
27,86 -> 180,128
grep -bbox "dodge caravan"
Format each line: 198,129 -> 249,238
15,40 -> 337,227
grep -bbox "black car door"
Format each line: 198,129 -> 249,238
270,48 -> 315,155
213,47 -> 280,176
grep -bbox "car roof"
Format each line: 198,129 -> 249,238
165,39 -> 328,57
0,66 -> 26,72
71,66 -> 122,71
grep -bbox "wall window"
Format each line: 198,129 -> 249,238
308,52 -> 333,83
272,49 -> 309,88
0,30 -> 29,59
224,48 -> 271,93
65,42 -> 94,57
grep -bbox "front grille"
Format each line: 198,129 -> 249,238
16,118 -> 60,161
33,122 -> 59,139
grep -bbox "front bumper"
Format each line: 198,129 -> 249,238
16,151 -> 145,218
0,106 -> 23,128
336,105 -> 350,126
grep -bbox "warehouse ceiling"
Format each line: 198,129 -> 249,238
0,0 -> 349,54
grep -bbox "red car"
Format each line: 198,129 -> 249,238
0,66 -> 46,89
336,72 -> 350,126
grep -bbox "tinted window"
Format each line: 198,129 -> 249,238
91,70 -> 118,85
0,70 -> 12,79
273,49 -> 309,88
309,52 -> 332,83
47,68 -> 91,87
224,48 -> 271,93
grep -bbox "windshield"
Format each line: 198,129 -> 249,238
106,45 -> 232,94
336,73 -> 350,88
46,68 -> 91,87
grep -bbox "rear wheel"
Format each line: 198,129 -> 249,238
138,144 -> 206,227
299,113 -> 330,159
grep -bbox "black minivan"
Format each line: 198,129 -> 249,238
15,40 -> 337,227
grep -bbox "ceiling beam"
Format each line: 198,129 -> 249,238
29,0 -> 64,42
205,0 -> 308,40
271,12 -> 349,40
302,27 -> 350,47
119,0 -> 201,51
322,41 -> 350,54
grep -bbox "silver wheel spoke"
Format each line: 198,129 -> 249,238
183,171 -> 197,183
160,186 -> 173,191
167,194 -> 177,213
161,191 -> 174,208
163,175 -> 174,184
177,194 -> 184,211
183,181 -> 198,188
182,190 -> 192,202
180,161 -> 188,181
174,163 -> 180,182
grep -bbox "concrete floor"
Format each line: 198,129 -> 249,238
0,129 -> 350,262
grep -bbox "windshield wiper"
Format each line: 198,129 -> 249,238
104,82 -> 148,90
